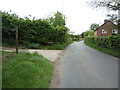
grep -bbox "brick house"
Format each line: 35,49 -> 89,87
94,20 -> 117,37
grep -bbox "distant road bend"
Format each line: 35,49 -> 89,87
56,41 -> 118,88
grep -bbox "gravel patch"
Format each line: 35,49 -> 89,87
0,47 -> 62,62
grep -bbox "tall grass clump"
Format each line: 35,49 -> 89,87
2,52 -> 54,88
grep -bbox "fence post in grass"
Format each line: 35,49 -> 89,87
16,26 -> 18,53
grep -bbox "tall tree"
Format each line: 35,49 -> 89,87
46,11 -> 66,27
90,23 -> 99,31
53,11 -> 66,27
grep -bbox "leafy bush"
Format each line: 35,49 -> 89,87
47,43 -> 64,50
47,42 -> 71,50
28,43 -> 40,49
84,35 -> 120,57
72,38 -> 79,41
2,11 -> 71,46
107,35 -> 119,49
47,38 -> 73,50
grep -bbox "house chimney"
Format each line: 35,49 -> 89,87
104,19 -> 108,23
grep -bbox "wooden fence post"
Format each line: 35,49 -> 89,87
16,26 -> 18,53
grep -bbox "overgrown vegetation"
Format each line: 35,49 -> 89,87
80,30 -> 94,39
47,41 -> 72,50
90,23 -> 99,31
69,34 -> 81,41
84,34 -> 120,57
2,51 -> 54,88
2,11 -> 72,49
1,51 -> 16,62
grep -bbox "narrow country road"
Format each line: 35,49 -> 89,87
56,41 -> 118,88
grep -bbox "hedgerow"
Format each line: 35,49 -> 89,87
2,11 -> 71,47
84,34 -> 120,57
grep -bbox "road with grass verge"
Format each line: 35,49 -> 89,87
54,41 -> 118,88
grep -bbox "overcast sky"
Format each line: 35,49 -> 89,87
0,0 -> 117,34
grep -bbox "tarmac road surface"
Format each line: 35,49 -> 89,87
57,41 -> 118,88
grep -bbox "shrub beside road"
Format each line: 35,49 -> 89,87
84,34 -> 119,57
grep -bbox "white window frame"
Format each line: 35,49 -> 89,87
112,29 -> 117,33
102,29 -> 107,33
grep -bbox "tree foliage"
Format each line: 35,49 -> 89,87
85,30 -> 94,37
90,23 -> 99,31
106,14 -> 119,25
80,30 -> 94,39
88,0 -> 120,11
88,0 -> 120,34
70,34 -> 81,41
2,11 -> 70,46
46,11 -> 66,27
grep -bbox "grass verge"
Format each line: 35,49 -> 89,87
47,42 -> 72,50
2,51 -> 54,88
2,42 -> 72,50
84,42 -> 119,57
2,51 -> 16,62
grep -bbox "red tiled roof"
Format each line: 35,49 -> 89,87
95,21 -> 117,31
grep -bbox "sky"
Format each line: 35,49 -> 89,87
0,0 -> 117,34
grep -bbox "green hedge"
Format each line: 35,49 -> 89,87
84,35 -> 120,57
2,11 -> 71,46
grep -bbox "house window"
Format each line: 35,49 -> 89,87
112,29 -> 117,33
102,29 -> 107,33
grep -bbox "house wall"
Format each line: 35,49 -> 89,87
97,22 -> 117,36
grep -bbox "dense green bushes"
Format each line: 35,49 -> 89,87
84,34 -> 120,57
2,11 -> 71,48
70,34 -> 81,41
2,11 -> 53,45
47,38 -> 72,50
23,38 -> 72,50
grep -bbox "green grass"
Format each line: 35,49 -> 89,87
3,41 -> 73,50
27,42 -> 73,50
2,51 -> 54,88
2,51 -> 16,62
84,42 -> 119,57
47,42 -> 71,50
35,42 -> 73,50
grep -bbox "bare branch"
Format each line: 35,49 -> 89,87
87,0 -> 120,11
